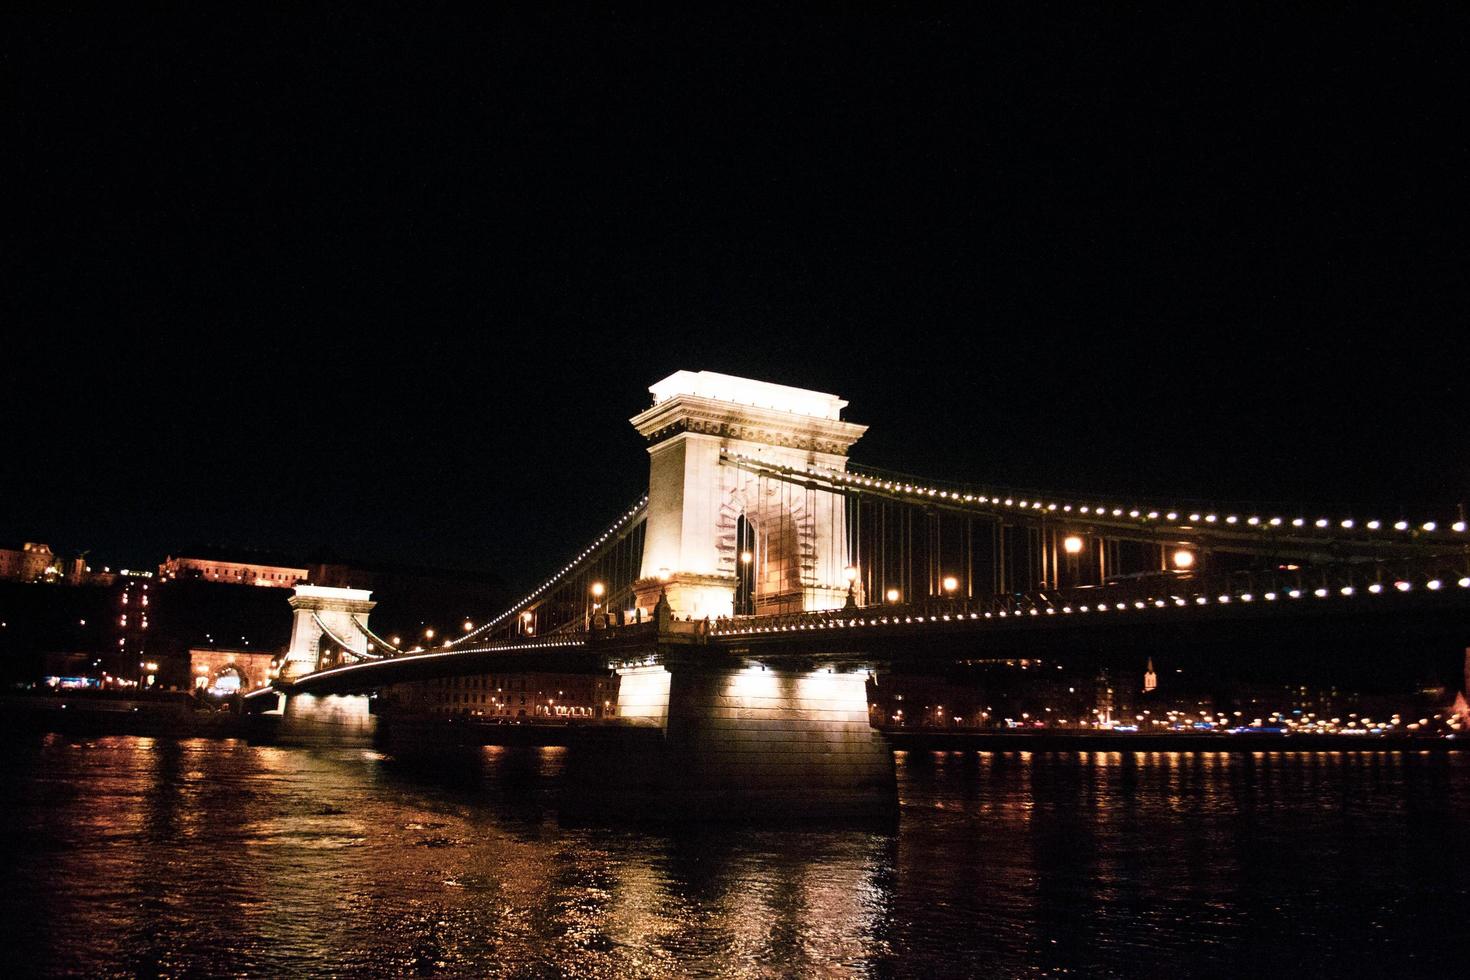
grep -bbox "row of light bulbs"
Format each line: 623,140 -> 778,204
456,496 -> 649,644
725,453 -> 1464,539
435,637 -> 585,657
710,574 -> 1470,637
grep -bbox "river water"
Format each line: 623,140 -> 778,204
2,735 -> 1467,977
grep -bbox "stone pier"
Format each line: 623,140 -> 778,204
569,659 -> 895,820
273,693 -> 377,747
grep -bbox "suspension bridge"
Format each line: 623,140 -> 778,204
249,370 -> 1470,814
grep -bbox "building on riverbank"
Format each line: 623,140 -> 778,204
0,543 -> 59,583
159,549 -> 308,588
381,671 -> 619,720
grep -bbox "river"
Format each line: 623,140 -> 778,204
3,735 -> 1467,977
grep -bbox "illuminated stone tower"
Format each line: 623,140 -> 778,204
278,585 -> 376,681
629,371 -> 867,619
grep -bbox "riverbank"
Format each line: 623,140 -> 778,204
4,693 -> 1461,751
0,692 -> 251,737
883,729 -> 1464,752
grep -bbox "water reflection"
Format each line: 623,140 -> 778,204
2,738 -> 1468,976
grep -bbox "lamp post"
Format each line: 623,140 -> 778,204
844,565 -> 859,611
738,550 -> 754,615
1063,534 -> 1084,587
589,582 -> 605,629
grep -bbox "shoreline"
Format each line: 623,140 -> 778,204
883,729 -> 1463,752
1,695 -> 1461,751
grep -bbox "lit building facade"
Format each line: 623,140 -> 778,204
384,671 -> 619,720
160,555 -> 307,588
0,543 -> 60,583
116,573 -> 156,686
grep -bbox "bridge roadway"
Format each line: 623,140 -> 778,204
265,579 -> 1470,699
251,637 -> 602,699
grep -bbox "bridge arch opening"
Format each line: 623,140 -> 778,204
751,491 -> 807,615
734,514 -> 756,615
209,667 -> 242,696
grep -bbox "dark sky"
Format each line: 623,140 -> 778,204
6,8 -> 1467,594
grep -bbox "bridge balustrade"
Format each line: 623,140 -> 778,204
708,558 -> 1470,638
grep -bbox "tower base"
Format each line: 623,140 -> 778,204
567,662 -> 896,821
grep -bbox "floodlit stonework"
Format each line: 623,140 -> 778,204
278,585 -> 376,680
188,646 -> 277,693
277,693 -> 376,746
606,660 -> 895,817
630,371 -> 867,619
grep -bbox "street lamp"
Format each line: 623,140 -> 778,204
589,582 -> 606,629
1062,534 -> 1085,587
844,565 -> 859,611
941,575 -> 959,595
1172,549 -> 1195,570
736,551 -> 756,616
885,587 -> 901,604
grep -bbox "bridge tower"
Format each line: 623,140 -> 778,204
629,371 -> 867,620
278,585 -> 376,681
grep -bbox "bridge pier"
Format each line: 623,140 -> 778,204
273,693 -> 377,747
577,660 -> 895,819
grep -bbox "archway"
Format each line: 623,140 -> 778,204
734,514 -> 756,615
209,666 -> 242,696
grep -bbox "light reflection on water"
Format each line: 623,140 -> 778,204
2,736 -> 1467,977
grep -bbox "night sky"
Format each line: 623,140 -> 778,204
6,8 -> 1467,596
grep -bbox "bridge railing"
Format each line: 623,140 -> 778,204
709,560 -> 1470,637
